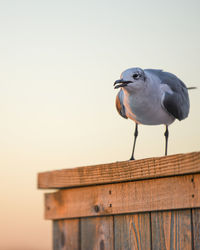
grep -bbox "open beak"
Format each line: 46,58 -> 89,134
114,79 -> 132,89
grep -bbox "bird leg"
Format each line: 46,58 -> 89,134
130,123 -> 138,160
164,125 -> 169,156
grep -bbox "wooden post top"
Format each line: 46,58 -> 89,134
38,152 -> 200,189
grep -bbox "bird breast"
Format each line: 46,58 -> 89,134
122,87 -> 175,125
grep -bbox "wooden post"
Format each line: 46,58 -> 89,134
38,152 -> 200,250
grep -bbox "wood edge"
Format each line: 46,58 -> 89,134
38,151 -> 200,189
45,207 -> 200,221
38,152 -> 186,175
43,173 -> 200,220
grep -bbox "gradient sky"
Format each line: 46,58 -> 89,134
1,0 -> 200,249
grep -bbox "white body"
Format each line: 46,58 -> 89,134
115,68 -> 189,126
122,71 -> 175,125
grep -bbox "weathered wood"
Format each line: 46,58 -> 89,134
38,152 -> 200,189
114,213 -> 151,250
81,216 -> 113,250
151,210 -> 192,250
53,219 -> 79,250
192,208 -> 200,250
45,173 -> 200,220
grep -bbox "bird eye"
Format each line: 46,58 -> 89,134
132,73 -> 140,79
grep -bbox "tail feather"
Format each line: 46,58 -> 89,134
187,87 -> 197,90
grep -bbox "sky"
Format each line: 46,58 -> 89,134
1,0 -> 200,249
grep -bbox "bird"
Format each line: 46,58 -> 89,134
114,67 -> 195,160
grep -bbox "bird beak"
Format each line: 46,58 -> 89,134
114,79 -> 132,89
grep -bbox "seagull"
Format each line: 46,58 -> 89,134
114,67 -> 194,160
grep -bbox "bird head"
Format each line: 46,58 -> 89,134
114,67 -> 146,91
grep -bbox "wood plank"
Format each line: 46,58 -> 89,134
38,152 -> 200,189
45,173 -> 200,220
114,213 -> 151,250
151,210 -> 192,250
81,216 -> 113,250
192,208 -> 200,250
53,219 -> 80,250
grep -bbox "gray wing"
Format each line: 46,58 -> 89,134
145,69 -> 190,120
116,89 -> 128,119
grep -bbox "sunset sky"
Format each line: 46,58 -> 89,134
1,0 -> 200,249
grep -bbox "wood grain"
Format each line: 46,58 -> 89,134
151,210 -> 192,250
53,219 -> 80,250
45,173 -> 200,220
38,152 -> 200,189
114,213 -> 151,250
81,216 -> 113,250
192,208 -> 200,250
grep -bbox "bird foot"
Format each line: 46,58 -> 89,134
129,156 -> 135,161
